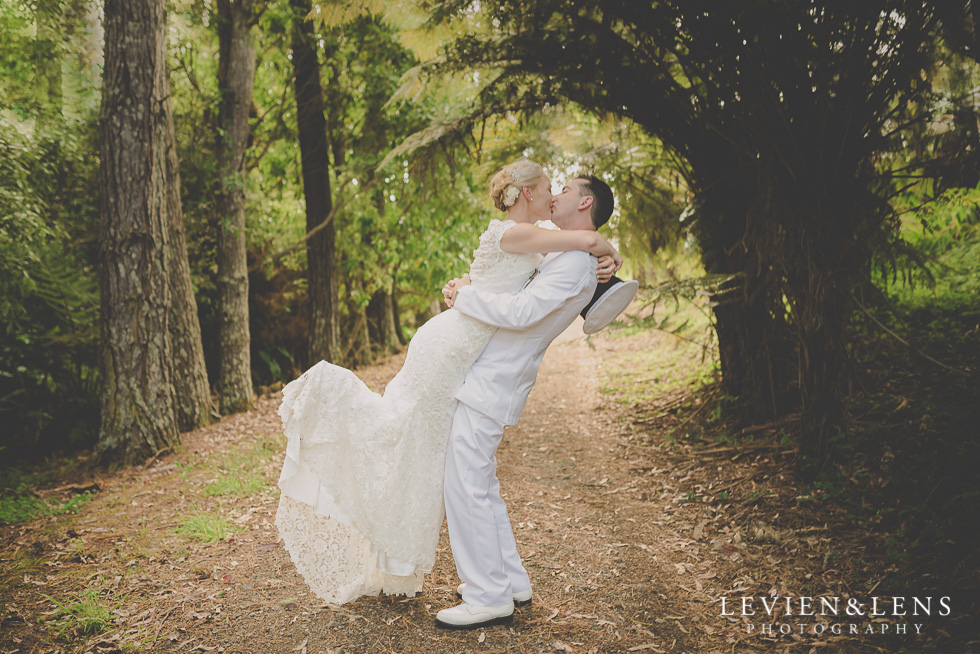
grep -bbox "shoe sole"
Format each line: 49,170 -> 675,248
455,591 -> 532,607
435,613 -> 514,630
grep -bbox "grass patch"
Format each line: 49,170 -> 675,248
0,552 -> 44,607
202,435 -> 279,497
0,491 -> 93,525
0,459 -> 95,524
204,475 -> 266,497
0,494 -> 50,524
601,338 -> 718,401
601,298 -> 721,443
605,296 -> 719,396
175,513 -> 237,543
43,585 -> 116,637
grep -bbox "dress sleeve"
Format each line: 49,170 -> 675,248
468,219 -> 518,283
486,219 -> 517,248
454,251 -> 594,329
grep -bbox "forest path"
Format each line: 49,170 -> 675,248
1,323 -> 758,654
253,322 -> 730,653
181,321 -> 738,653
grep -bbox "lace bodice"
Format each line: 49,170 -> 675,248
275,217 -> 542,604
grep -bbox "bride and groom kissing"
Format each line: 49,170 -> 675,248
274,159 -> 637,630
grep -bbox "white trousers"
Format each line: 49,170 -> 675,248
444,402 -> 531,606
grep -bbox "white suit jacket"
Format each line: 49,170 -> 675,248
452,249 -> 598,425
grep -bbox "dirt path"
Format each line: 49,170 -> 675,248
2,322 -> 942,653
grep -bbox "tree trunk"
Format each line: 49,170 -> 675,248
165,195 -> 214,431
97,0 -> 179,463
711,291 -> 782,417
780,191 -> 856,481
696,184 -> 791,423
367,283 -> 400,357
163,40 -> 214,433
290,0 -> 340,364
392,288 -> 407,346
795,294 -> 847,481
359,97 -> 399,358
214,0 -> 256,413
349,308 -> 373,368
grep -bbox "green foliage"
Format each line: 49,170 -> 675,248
678,491 -> 699,504
533,116 -> 690,278
0,0 -> 99,123
0,2 -> 36,119
322,13 -> 490,319
0,440 -> 96,530
0,0 -> 102,461
0,126 -> 100,459
255,344 -> 295,384
166,4 -> 495,379
837,178 -> 980,592
51,492 -> 93,516
0,129 -> 57,318
889,184 -> 980,310
412,0 -> 959,472
0,0 -> 970,481
200,435 -> 278,496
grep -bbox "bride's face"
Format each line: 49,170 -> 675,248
525,175 -> 553,221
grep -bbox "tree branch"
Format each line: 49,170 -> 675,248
852,294 -> 971,377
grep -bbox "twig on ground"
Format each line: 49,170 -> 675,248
671,389 -> 719,431
738,415 -> 800,436
694,443 -> 793,457
633,395 -> 694,423
151,605 -> 177,645
142,447 -> 172,470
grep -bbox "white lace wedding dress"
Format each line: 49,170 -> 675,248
275,219 -> 540,604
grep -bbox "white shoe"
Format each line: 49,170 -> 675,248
456,582 -> 533,606
435,601 -> 514,630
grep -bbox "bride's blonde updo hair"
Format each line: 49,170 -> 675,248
489,159 -> 546,212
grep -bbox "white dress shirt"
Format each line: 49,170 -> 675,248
452,249 -> 598,425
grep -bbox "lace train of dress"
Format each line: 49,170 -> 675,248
275,219 -> 540,604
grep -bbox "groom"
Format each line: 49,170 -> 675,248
435,175 -> 615,629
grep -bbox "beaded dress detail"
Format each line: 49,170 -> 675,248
275,219 -> 540,604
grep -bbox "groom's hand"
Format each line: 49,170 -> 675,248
442,274 -> 472,308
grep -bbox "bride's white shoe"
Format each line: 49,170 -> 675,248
456,582 -> 532,606
435,601 -> 514,629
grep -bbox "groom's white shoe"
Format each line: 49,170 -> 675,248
435,601 -> 514,630
455,582 -> 532,606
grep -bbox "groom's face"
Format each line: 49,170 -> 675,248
551,179 -> 592,230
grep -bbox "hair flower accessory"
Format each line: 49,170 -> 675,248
503,185 -> 521,207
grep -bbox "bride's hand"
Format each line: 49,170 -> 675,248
596,254 -> 622,283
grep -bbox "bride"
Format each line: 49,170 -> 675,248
275,159 -> 621,604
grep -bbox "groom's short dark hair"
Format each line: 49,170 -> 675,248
576,175 -> 614,229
